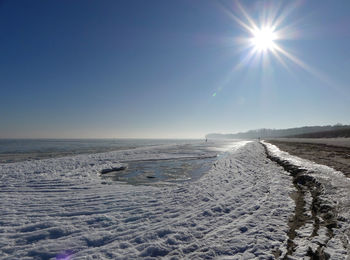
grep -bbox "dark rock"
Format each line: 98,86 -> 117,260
100,166 -> 127,174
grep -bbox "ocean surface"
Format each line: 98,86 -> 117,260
0,139 -> 204,163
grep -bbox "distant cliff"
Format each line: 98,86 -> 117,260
206,124 -> 350,139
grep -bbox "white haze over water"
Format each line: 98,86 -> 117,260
0,139 -> 349,259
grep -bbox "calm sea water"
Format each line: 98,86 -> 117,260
0,139 -> 202,163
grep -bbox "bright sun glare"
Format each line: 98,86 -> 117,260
214,1 -> 335,98
226,1 -> 309,71
251,27 -> 277,51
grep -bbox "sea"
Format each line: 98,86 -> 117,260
0,138 -> 234,185
0,139 -> 198,162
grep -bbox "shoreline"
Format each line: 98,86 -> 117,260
266,139 -> 350,177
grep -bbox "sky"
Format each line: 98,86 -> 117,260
1,0 -> 350,139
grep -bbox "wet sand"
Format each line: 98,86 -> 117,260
269,138 -> 350,148
266,139 -> 350,177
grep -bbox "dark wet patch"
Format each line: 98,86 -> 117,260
100,166 -> 127,174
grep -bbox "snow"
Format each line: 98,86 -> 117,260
263,141 -> 350,259
0,141 -> 297,259
1,139 -> 350,259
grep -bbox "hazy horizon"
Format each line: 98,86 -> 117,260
0,122 -> 348,140
1,1 -> 350,139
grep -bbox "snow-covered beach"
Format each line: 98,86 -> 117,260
1,140 -> 349,259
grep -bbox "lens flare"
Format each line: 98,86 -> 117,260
56,250 -> 74,260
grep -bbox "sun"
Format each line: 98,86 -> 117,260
224,1 -> 315,73
250,26 -> 277,51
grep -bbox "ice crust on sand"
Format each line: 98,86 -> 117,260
0,141 -> 296,259
264,141 -> 350,258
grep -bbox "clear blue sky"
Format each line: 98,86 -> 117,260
1,0 -> 350,138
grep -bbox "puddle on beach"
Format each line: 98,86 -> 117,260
100,157 -> 217,185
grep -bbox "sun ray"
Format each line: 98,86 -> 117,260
216,0 -> 349,102
234,48 -> 258,70
270,48 -> 292,72
226,1 -> 307,73
216,2 -> 255,34
273,44 -> 343,90
234,1 -> 259,33
265,1 -> 283,28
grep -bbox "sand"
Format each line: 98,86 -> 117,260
268,137 -> 350,148
266,138 -> 350,177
